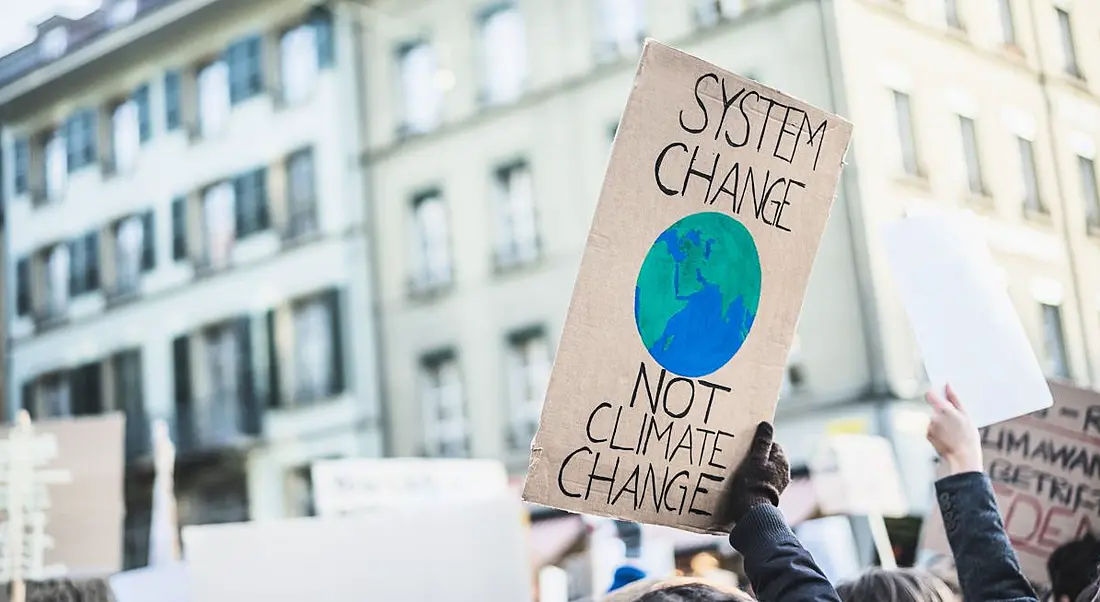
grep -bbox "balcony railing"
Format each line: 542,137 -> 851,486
173,393 -> 262,455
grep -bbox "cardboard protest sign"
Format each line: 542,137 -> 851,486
882,214 -> 1053,427
182,497 -> 532,602
810,434 -> 908,518
0,413 -> 125,576
522,40 -> 852,532
310,458 -> 508,517
917,381 -> 1100,584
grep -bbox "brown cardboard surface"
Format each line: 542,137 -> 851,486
1,413 -> 125,576
522,40 -> 852,533
918,381 -> 1100,584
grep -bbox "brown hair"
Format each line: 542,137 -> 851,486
600,577 -> 754,602
837,569 -> 955,602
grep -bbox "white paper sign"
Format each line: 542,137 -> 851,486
882,214 -> 1053,427
310,458 -> 508,517
182,498 -> 532,602
810,434 -> 908,517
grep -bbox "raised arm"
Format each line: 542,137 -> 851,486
722,423 -> 841,602
926,385 -> 1038,602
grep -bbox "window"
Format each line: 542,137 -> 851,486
164,70 -> 182,131
696,0 -> 744,25
1018,137 -> 1043,213
112,349 -> 147,457
40,373 -> 72,417
292,293 -> 340,403
68,231 -> 100,297
172,196 -> 189,260
286,148 -> 318,238
16,258 -> 31,317
420,351 -> 468,457
595,0 -> 645,59
506,328 -> 551,449
309,7 -> 335,68
285,466 -> 316,518
958,116 -> 985,195
1056,9 -> 1081,79
398,41 -> 441,135
227,35 -> 264,105
944,0 -> 963,30
44,128 -> 67,200
1041,304 -> 1070,378
202,323 -> 243,438
45,244 -> 70,318
1080,156 -> 1100,229
197,60 -> 230,137
202,182 -> 235,268
13,137 -> 30,195
112,100 -> 140,173
410,190 -> 452,291
493,161 -> 539,268
892,90 -> 920,177
997,0 -> 1016,46
479,4 -> 527,106
134,84 -> 152,143
234,168 -> 269,238
280,24 -> 319,105
113,212 -> 154,297
65,109 -> 97,172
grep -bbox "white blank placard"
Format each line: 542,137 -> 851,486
882,214 -> 1052,427
182,497 -> 532,602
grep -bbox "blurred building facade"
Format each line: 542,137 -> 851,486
0,0 -> 383,567
357,0 -> 1099,515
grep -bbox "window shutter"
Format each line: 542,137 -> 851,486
71,362 -> 104,416
134,84 -> 152,142
265,309 -> 281,408
310,7 -> 336,67
21,380 -> 36,419
82,110 -> 97,166
255,168 -> 269,230
86,231 -> 100,290
68,239 -> 82,294
141,210 -> 156,272
172,334 -> 191,418
16,257 -> 31,316
235,316 -> 261,435
228,36 -> 264,105
13,137 -> 30,194
325,288 -> 345,396
171,196 -> 188,260
65,113 -> 79,170
247,36 -> 264,97
164,70 -> 182,130
233,173 -> 250,236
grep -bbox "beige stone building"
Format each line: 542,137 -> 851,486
357,0 -> 1100,515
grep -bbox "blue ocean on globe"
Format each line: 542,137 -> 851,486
634,212 -> 762,378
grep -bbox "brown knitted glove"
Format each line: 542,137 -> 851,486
717,422 -> 791,527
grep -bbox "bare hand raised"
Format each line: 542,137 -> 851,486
925,384 -> 983,476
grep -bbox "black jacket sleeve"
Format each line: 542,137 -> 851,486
936,471 -> 1038,602
729,504 -> 841,602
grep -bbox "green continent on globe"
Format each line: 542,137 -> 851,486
634,212 -> 761,378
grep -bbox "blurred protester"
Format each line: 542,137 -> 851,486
690,552 -> 739,590
601,577 -> 753,602
836,568 -> 955,602
925,384 -> 1037,602
17,577 -> 116,602
609,566 -> 649,593
1074,577 -> 1099,602
923,555 -> 962,601
1048,534 -> 1100,602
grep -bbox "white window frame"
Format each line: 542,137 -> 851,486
1039,302 -> 1070,379
280,23 -> 320,106
410,191 -> 452,291
45,244 -> 70,318
420,353 -> 468,457
493,161 -> 539,268
115,215 -> 145,295
595,0 -> 646,60
197,60 -> 230,138
112,99 -> 141,174
479,4 -> 527,106
292,295 -> 334,403
44,129 -> 68,201
202,181 -> 236,269
506,329 -> 551,449
398,40 -> 442,135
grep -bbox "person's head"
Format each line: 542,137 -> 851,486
1048,534 -> 1100,602
1074,575 -> 1099,602
923,555 -> 961,600
601,578 -> 754,602
690,552 -> 721,575
837,568 -> 955,602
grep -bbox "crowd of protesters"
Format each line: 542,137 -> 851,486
602,385 -> 1100,602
